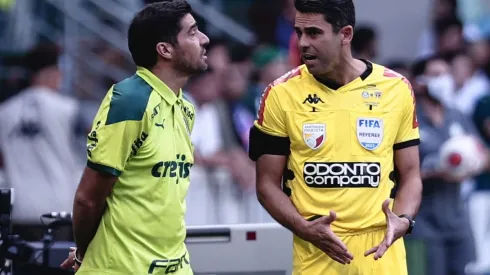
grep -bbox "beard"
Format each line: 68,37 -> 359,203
174,51 -> 208,76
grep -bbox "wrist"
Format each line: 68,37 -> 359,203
293,216 -> 311,240
398,214 -> 415,235
74,248 -> 83,265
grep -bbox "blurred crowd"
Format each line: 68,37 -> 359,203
0,0 -> 490,274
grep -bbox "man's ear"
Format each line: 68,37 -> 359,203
340,25 -> 353,46
156,42 -> 174,60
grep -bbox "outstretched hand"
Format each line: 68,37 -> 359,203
300,211 -> 354,265
364,199 -> 410,260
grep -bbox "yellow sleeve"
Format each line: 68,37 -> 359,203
254,85 -> 287,137
249,85 -> 290,161
394,79 -> 420,150
86,87 -> 148,176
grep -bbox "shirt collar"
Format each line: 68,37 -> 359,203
136,66 -> 182,105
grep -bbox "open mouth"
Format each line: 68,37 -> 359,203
302,54 -> 317,61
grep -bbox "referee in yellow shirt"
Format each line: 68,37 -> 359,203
60,1 -> 209,274
249,0 -> 422,274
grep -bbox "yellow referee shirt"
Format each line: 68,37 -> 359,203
78,67 -> 195,275
249,60 -> 420,235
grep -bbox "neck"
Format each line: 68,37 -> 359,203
317,54 -> 366,86
151,64 -> 189,96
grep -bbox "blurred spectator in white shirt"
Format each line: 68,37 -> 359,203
0,43 -> 83,241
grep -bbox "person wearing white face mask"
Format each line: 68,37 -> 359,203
407,56 -> 485,275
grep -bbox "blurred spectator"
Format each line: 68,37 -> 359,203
467,94 -> 490,275
408,55 -> 477,275
205,38 -> 230,75
352,25 -> 378,61
416,0 -> 459,58
434,16 -> 465,56
216,63 -> 256,191
450,51 -> 489,116
0,43 -> 83,241
246,45 -> 290,115
468,37 -> 490,71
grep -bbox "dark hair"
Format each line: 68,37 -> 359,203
434,16 -> 463,38
294,0 -> 356,33
352,26 -> 376,53
128,0 -> 192,69
24,43 -> 60,74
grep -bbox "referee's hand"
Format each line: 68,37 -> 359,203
364,199 -> 410,260
300,211 -> 354,265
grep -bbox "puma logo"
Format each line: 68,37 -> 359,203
155,119 -> 165,129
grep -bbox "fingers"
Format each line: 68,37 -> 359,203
374,242 -> 389,260
60,259 -> 71,269
323,245 -> 352,265
328,232 -> 350,256
365,241 -> 390,260
313,211 -> 337,225
364,245 -> 379,257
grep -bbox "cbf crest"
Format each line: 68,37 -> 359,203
357,118 -> 383,150
303,124 -> 326,150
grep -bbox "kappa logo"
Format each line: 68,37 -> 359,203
303,123 -> 326,150
303,94 -> 324,104
357,118 -> 383,150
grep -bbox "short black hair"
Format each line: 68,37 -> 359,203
294,0 -> 356,33
352,26 -> 376,53
434,16 -> 463,38
128,0 -> 192,69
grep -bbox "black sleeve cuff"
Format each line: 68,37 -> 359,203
393,138 -> 420,150
248,126 -> 290,161
87,160 -> 122,176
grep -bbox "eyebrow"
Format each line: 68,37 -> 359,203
294,26 -> 322,31
188,23 -> 197,31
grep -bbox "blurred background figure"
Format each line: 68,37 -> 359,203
408,55 -> 482,275
352,25 -> 379,62
0,43 -> 83,241
467,94 -> 490,275
0,0 -> 489,273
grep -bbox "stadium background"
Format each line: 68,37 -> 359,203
0,0 -> 489,274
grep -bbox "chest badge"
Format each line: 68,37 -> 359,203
303,123 -> 326,150
357,118 -> 384,150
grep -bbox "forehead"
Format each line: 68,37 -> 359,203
179,13 -> 196,30
294,12 -> 331,29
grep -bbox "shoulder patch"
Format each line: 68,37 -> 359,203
106,74 -> 152,125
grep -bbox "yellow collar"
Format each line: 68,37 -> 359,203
136,66 -> 182,105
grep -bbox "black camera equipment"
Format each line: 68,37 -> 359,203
0,189 -> 74,274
